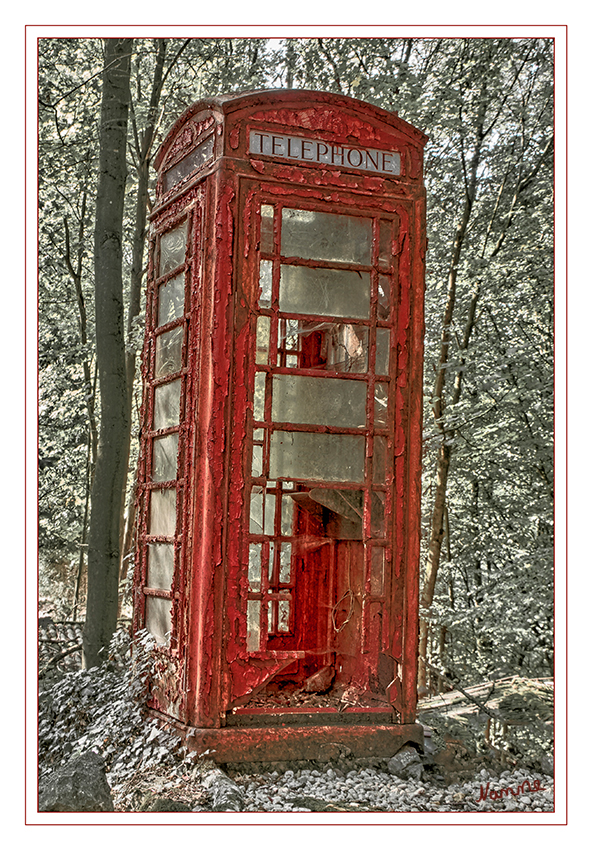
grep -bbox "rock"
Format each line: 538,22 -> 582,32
39,751 -> 114,812
540,754 -> 554,775
304,665 -> 335,693
387,746 -> 424,781
202,768 -> 245,811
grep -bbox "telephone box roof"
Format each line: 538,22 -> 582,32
154,88 -> 428,172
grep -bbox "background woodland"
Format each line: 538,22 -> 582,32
38,37 -> 554,690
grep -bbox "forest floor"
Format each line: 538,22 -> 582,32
37,621 -> 554,815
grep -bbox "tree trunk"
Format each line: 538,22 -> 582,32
83,38 -> 132,668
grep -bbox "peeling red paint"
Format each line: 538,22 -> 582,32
134,91 -> 427,761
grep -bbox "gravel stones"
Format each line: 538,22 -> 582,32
228,761 -> 554,813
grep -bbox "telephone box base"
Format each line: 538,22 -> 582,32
151,711 -> 424,763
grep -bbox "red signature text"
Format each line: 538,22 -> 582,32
478,778 -> 546,802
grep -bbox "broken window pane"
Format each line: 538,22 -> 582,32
281,208 -> 372,265
374,382 -> 389,427
277,598 -> 290,632
279,266 -> 370,319
152,433 -> 179,482
146,596 -> 172,645
150,488 -> 176,537
158,273 -> 185,327
153,379 -> 181,430
155,325 -> 184,378
271,373 -> 367,429
378,275 -> 391,319
147,542 -> 174,590
269,431 -> 365,482
159,220 -> 188,276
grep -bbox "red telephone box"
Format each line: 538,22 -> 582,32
133,90 -> 427,762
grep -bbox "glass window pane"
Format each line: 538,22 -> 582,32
155,326 -> 184,378
260,204 -> 274,254
255,316 -> 270,364
253,372 -> 266,421
150,488 -> 176,537
281,495 -> 294,535
146,596 -> 172,645
147,543 -> 174,590
373,435 -> 388,484
374,382 -> 389,428
281,208 -> 372,264
279,544 -> 292,583
159,220 -> 188,276
279,265 -> 370,319
269,431 -> 365,483
378,221 -> 393,267
272,374 -> 367,429
252,444 -> 263,477
371,491 -> 386,537
264,492 -> 276,536
163,135 -> 214,193
158,274 -> 185,327
250,487 -> 264,534
152,433 -> 179,482
375,328 -> 390,375
246,600 -> 261,652
248,543 -> 262,591
259,260 -> 273,307
153,379 -> 181,430
378,275 -> 391,320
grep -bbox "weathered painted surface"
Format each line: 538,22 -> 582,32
134,90 -> 427,759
